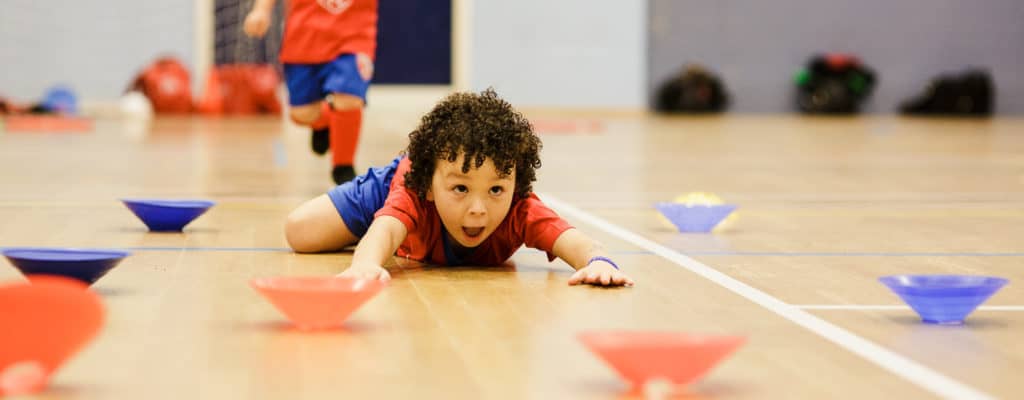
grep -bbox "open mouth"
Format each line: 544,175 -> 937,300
462,226 -> 485,238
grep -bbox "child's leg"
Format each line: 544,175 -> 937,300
285,194 -> 358,253
283,63 -> 331,155
284,155 -> 402,253
322,53 -> 373,184
327,97 -> 362,183
289,102 -> 332,155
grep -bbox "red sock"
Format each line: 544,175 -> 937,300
290,101 -> 331,130
329,107 -> 362,166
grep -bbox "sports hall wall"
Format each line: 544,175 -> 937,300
0,0 -> 195,101
648,0 -> 1024,114
0,0 -> 648,110
2,1 -> 1021,114
469,0 -> 648,109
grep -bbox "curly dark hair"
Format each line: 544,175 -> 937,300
403,88 -> 542,200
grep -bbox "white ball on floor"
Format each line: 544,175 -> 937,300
119,91 -> 153,120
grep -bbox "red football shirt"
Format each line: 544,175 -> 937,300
279,0 -> 378,63
375,158 -> 574,266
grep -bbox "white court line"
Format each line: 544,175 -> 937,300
798,305 -> 1024,311
541,194 -> 993,400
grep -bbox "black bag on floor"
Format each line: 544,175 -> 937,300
900,69 -> 994,116
655,65 -> 729,113
794,54 -> 876,114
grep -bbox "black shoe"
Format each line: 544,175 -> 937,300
311,128 -> 329,155
332,165 -> 356,184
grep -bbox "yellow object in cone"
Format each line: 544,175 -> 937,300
657,192 -> 738,231
673,192 -> 723,206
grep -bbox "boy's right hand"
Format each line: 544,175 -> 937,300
338,264 -> 392,281
243,9 -> 271,38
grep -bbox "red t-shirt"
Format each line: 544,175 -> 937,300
279,0 -> 378,63
375,158 -> 574,266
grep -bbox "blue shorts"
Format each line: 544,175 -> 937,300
327,156 -> 403,238
283,53 -> 371,106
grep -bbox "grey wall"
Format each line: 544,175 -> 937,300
471,0 -> 647,109
649,0 -> 1024,114
0,1 -> 193,102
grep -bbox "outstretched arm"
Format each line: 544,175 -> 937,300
338,216 -> 408,281
551,228 -> 634,287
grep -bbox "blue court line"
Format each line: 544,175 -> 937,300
129,246 -> 294,252
0,246 -> 293,253
272,139 -> 288,167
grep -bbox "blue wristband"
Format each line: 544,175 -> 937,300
586,256 -> 619,270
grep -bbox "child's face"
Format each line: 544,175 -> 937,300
426,154 -> 516,248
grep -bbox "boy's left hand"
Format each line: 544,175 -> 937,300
568,263 -> 635,287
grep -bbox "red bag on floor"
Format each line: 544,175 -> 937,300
128,57 -> 193,114
196,64 -> 281,115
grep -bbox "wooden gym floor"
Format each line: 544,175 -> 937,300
1,92 -> 1022,399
